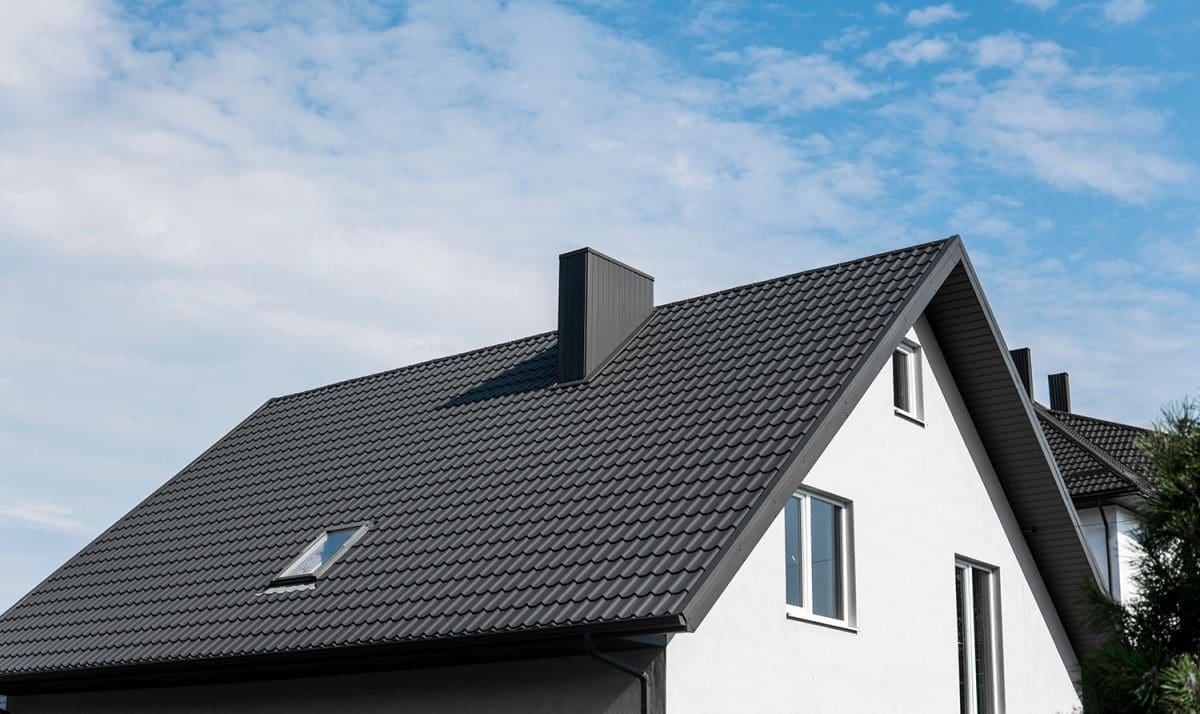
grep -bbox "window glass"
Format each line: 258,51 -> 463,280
278,526 -> 364,581
785,496 -> 803,607
972,568 -> 995,714
893,349 -> 911,412
810,498 -> 842,619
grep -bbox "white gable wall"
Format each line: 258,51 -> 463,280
665,316 -> 1082,713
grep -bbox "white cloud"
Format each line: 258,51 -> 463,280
864,34 -> 953,68
823,26 -> 870,52
1012,0 -> 1056,9
1103,0 -> 1151,24
0,499 -> 88,533
875,3 -> 899,16
974,33 -> 1027,68
737,48 -> 876,113
880,33 -> 1191,202
906,4 -> 968,27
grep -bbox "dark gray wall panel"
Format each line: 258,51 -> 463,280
9,651 -> 664,714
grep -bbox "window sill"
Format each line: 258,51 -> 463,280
894,408 -> 925,427
785,606 -> 857,633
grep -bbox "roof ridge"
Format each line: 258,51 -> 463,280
272,238 -> 956,403
1036,405 -> 1143,493
1046,407 -> 1150,435
656,236 -> 955,310
271,330 -> 557,402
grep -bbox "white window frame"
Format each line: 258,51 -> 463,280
784,488 -> 856,630
893,339 -> 924,423
956,558 -> 1004,714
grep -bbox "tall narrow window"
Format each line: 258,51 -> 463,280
956,560 -> 1001,714
893,340 -> 923,421
785,490 -> 853,625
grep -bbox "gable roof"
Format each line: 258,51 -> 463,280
0,238 -> 1101,690
1036,405 -> 1147,502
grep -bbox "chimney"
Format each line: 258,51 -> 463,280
1048,372 -> 1071,412
557,248 -> 654,384
1009,347 -> 1034,401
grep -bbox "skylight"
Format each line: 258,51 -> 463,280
274,524 -> 368,583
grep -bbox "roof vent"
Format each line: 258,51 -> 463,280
1009,347 -> 1034,401
557,248 -> 654,384
1048,372 -> 1071,412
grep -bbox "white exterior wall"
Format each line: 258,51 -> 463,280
1077,505 -> 1142,603
1115,508 -> 1142,602
665,317 -> 1081,713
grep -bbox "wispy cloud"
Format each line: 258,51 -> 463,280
1102,0 -> 1151,25
1012,0 -> 1057,10
736,48 -> 877,113
864,34 -> 953,68
884,36 -> 1192,201
823,26 -> 871,52
906,4 -> 968,27
0,500 -> 88,533
973,33 -> 1027,68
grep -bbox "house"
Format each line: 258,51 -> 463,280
0,238 -> 1105,713
1011,354 -> 1150,604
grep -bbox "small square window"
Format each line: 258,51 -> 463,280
784,489 -> 854,627
893,340 -> 923,421
274,524 -> 369,584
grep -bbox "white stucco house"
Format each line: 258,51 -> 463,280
0,238 -> 1114,713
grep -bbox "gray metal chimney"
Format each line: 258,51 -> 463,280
557,248 -> 654,384
1009,347 -> 1034,401
1048,372 -> 1071,412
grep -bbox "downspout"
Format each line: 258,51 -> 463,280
584,634 -> 649,714
1097,498 -> 1114,598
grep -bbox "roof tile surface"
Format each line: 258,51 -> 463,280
0,241 -> 947,676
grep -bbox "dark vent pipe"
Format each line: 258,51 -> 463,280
558,248 -> 654,384
1009,347 -> 1033,401
1048,372 -> 1071,412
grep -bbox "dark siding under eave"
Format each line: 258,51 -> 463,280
925,263 -> 1104,655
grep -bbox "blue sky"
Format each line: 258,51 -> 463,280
0,0 -> 1197,611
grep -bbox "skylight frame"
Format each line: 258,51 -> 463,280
271,522 -> 371,586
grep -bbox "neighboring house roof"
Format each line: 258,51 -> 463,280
1036,405 -> 1148,501
1048,409 -> 1152,479
0,237 -> 1102,690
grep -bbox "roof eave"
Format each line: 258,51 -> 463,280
0,614 -> 686,695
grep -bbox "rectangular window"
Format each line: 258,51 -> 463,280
956,560 -> 1001,714
893,340 -> 923,421
785,490 -> 853,626
274,524 -> 369,584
